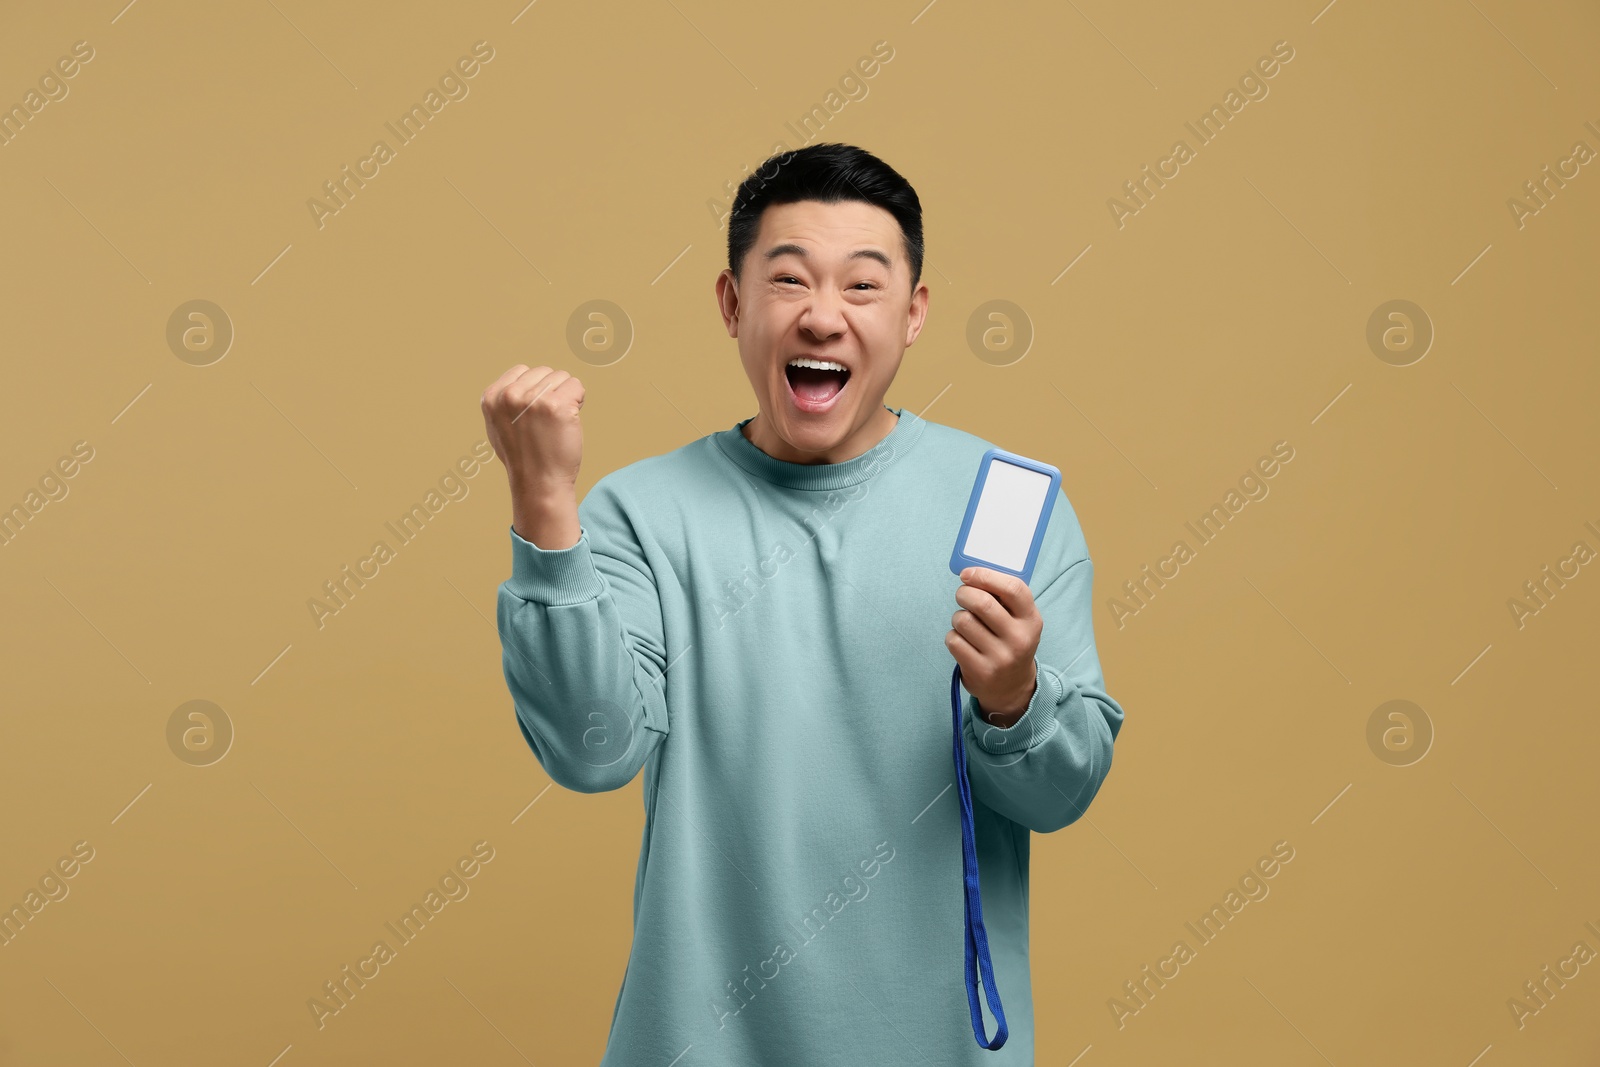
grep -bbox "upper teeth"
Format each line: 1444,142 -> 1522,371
788,358 -> 848,373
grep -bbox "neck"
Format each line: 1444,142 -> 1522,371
743,405 -> 898,465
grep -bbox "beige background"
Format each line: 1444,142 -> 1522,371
2,0 -> 1598,1063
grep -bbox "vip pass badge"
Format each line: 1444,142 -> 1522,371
947,446 -> 1061,1050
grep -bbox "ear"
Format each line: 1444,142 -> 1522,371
715,269 -> 741,338
903,280 -> 930,347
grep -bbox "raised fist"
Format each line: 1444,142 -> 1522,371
481,365 -> 585,494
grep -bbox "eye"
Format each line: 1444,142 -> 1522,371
850,282 -> 878,291
776,275 -> 802,285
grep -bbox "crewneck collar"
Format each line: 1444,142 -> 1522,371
714,404 -> 926,491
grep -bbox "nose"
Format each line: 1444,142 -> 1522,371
796,286 -> 847,343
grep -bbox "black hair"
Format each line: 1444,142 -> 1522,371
726,142 -> 924,290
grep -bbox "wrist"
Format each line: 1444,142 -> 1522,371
509,469 -> 578,500
978,700 -> 1027,729
977,673 -> 1037,728
511,484 -> 580,550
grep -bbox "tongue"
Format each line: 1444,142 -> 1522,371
790,366 -> 845,404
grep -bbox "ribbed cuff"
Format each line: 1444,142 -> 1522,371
505,524 -> 606,605
970,660 -> 1062,755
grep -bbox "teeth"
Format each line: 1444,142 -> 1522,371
787,357 -> 849,373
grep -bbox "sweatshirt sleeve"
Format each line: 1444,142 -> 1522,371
960,494 -> 1126,834
495,480 -> 670,794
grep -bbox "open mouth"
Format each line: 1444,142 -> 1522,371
784,357 -> 851,411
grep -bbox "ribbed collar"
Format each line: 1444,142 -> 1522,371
713,404 -> 926,491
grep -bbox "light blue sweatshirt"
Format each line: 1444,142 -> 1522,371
496,404 -> 1125,1065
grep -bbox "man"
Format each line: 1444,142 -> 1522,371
481,142 -> 1125,1065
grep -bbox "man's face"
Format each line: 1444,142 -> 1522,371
716,199 -> 929,464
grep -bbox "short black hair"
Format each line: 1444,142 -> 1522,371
726,142 -> 924,290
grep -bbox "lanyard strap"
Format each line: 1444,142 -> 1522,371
951,664 -> 1009,1050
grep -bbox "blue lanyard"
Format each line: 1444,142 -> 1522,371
951,664 -> 1009,1050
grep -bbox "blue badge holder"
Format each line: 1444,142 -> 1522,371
947,447 -> 1061,1050
949,448 -> 1062,585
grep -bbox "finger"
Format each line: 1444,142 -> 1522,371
508,369 -> 570,423
485,364 -> 530,397
956,583 -> 1018,638
944,628 -> 983,670
951,608 -> 1003,657
522,375 -> 586,424
483,364 -> 536,410
483,364 -> 547,406
960,566 -> 1036,618
552,374 -> 586,409
534,373 -> 583,417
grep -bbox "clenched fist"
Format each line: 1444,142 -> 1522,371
481,365 -> 585,549
947,567 -> 1043,728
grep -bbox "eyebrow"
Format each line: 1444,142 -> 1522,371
763,243 -> 893,271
